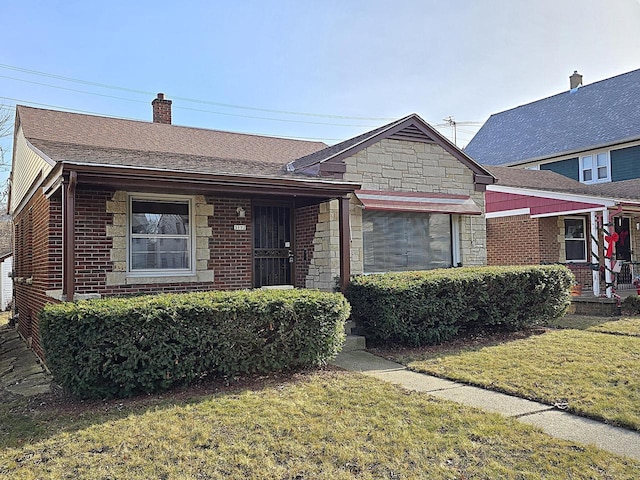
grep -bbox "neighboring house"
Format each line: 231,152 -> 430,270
0,252 -> 12,311
0,215 -> 13,311
485,166 -> 640,297
466,69 -> 640,185
10,95 -> 494,359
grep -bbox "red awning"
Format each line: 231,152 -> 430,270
354,190 -> 482,215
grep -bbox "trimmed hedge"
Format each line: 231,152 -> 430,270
40,289 -> 350,399
345,265 -> 573,346
621,295 -> 640,315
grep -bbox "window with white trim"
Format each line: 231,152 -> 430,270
564,217 -> 587,262
363,210 -> 453,273
128,196 -> 193,273
580,152 -> 610,184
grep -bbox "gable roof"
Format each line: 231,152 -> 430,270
288,113 -> 494,179
16,105 -> 328,177
486,165 -> 640,202
465,68 -> 640,166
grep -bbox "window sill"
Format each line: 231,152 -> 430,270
106,270 -> 214,286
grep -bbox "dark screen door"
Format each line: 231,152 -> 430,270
253,205 -> 293,287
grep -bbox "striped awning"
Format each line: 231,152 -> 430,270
354,190 -> 482,215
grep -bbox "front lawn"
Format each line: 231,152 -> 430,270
406,329 -> 640,430
588,317 -> 640,337
2,371 -> 638,478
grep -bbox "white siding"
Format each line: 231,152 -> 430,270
0,256 -> 12,310
10,127 -> 53,214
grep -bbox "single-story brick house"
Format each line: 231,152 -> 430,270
10,94 -> 494,359
485,166 -> 640,298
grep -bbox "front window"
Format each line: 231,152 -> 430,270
129,197 -> 192,273
363,210 -> 452,273
564,217 -> 587,262
580,152 -> 610,183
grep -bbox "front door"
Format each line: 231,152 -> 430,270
253,205 -> 293,287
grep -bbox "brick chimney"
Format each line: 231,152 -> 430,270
152,93 -> 172,124
570,71 -> 583,90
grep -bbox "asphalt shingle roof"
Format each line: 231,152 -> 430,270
17,105 -> 328,175
487,166 -> 640,202
465,68 -> 640,166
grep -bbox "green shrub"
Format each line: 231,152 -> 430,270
39,289 -> 349,399
345,265 -> 573,347
621,294 -> 640,315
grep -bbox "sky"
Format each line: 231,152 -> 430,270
2,0 -> 640,185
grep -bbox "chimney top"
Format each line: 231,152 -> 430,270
570,71 -> 583,90
152,93 -> 172,124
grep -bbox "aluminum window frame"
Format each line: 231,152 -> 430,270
126,193 -> 196,276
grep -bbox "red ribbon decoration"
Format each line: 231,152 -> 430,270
605,232 -> 619,258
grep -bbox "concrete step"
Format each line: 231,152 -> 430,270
344,320 -> 356,335
342,335 -> 366,352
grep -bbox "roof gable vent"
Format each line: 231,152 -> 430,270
389,123 -> 436,143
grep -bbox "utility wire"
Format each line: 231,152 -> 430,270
0,74 -> 381,128
0,96 -> 346,142
0,63 -> 396,121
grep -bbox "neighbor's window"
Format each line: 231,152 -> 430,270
363,210 -> 452,273
129,197 -> 192,272
564,217 -> 587,262
580,152 -> 610,183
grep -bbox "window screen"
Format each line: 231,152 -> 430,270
363,210 -> 452,273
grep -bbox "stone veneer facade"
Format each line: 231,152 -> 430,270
305,138 -> 487,290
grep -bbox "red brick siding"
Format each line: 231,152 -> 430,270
538,217 -> 560,263
14,189 -> 62,359
208,197 -> 252,289
567,264 -> 594,291
487,215 -> 541,265
74,187 -> 112,293
294,204 -> 319,287
16,190 -> 325,360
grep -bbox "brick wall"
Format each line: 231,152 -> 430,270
487,215 -> 541,265
294,204 -> 319,288
538,217 -> 560,263
13,188 -> 61,359
208,197 -> 252,289
74,187 -> 112,293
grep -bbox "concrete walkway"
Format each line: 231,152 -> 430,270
0,325 -> 52,401
332,350 -> 640,461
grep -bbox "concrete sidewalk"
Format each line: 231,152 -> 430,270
0,325 -> 52,401
332,350 -> 640,461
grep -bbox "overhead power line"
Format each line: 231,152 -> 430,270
0,63 -> 396,122
0,73 -> 381,128
0,96 -> 345,142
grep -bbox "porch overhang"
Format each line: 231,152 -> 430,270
44,162 -> 360,299
355,190 -> 482,215
44,162 -> 360,201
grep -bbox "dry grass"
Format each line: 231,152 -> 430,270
588,317 -> 640,337
1,371 -> 638,479
408,329 -> 640,430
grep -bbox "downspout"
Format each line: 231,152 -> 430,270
62,171 -> 77,301
590,211 -> 600,296
338,196 -> 351,292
